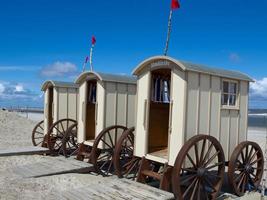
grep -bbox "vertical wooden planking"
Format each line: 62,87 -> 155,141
134,72 -> 150,158
210,76 -> 221,140
53,88 -> 59,123
58,88 -> 68,120
186,72 -> 199,141
199,74 -> 210,134
67,88 -> 78,120
127,84 -> 136,128
77,82 -> 87,143
117,83 -> 127,127
239,81 -> 249,142
96,82 -> 105,135
105,82 -> 117,128
44,90 -> 49,134
229,110 -> 239,156
220,110 -> 230,160
169,68 -> 186,166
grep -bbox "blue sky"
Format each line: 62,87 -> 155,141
0,0 -> 267,108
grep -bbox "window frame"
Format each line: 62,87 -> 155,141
221,79 -> 240,110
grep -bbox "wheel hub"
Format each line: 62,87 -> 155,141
245,164 -> 254,174
197,167 -> 207,177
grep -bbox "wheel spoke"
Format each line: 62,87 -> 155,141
194,143 -> 199,166
107,131 -> 114,148
202,143 -> 213,166
180,175 -> 196,185
100,138 -> 113,149
249,150 -> 259,164
206,162 -> 224,170
250,157 -> 262,165
204,151 -> 220,167
186,153 -> 197,169
190,179 -> 199,200
183,177 -> 198,198
200,139 -> 206,164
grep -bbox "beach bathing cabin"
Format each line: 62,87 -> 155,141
75,71 -> 136,146
41,81 -> 79,134
133,56 -> 253,166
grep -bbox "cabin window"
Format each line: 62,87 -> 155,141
221,80 -> 238,107
151,75 -> 170,103
88,82 -> 97,103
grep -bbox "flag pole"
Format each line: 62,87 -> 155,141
164,9 -> 173,56
89,44 -> 94,71
82,61 -> 86,72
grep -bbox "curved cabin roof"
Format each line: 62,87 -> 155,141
41,80 -> 79,91
132,56 -> 254,82
75,71 -> 137,85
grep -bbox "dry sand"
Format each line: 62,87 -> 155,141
0,110 -> 104,199
0,109 -> 267,199
0,110 -> 36,149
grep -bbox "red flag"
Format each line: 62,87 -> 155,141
171,0 -> 180,10
92,36 -> 96,45
85,56 -> 89,63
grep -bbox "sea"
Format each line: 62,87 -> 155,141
248,109 -> 267,129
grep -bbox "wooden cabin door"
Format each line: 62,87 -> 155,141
134,72 -> 151,158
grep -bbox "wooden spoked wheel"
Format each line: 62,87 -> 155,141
228,141 -> 264,196
90,125 -> 128,176
114,127 -> 140,180
172,135 -> 225,200
47,118 -> 77,155
61,123 -> 78,157
32,120 -> 45,146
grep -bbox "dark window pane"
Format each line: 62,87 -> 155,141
229,83 -> 237,94
229,95 -> 236,106
223,81 -> 229,93
221,94 -> 229,105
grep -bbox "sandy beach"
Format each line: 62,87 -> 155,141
0,109 -> 266,199
0,110 -> 105,199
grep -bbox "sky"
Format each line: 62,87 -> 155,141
0,0 -> 267,108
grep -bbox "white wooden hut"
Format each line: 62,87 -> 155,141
132,56 -> 253,166
41,81 -> 79,134
75,71 -> 136,146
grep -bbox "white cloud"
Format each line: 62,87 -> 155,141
0,66 -> 40,71
229,53 -> 241,62
15,84 -> 24,92
41,61 -> 77,77
0,83 -> 5,94
250,77 -> 267,101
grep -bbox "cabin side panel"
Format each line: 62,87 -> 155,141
127,84 -> 136,128
104,82 -> 117,128
116,83 -> 127,127
77,82 -> 87,143
185,72 -> 199,141
58,88 -> 68,120
67,88 -> 78,121
53,88 -> 58,123
134,72 -> 151,158
199,74 -> 211,134
44,90 -> 49,134
239,81 -> 249,143
210,76 -> 221,140
220,110 -> 230,159
229,110 -> 239,156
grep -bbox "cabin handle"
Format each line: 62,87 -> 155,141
169,100 -> 173,134
82,102 -> 85,122
143,99 -> 148,130
95,102 -> 98,125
